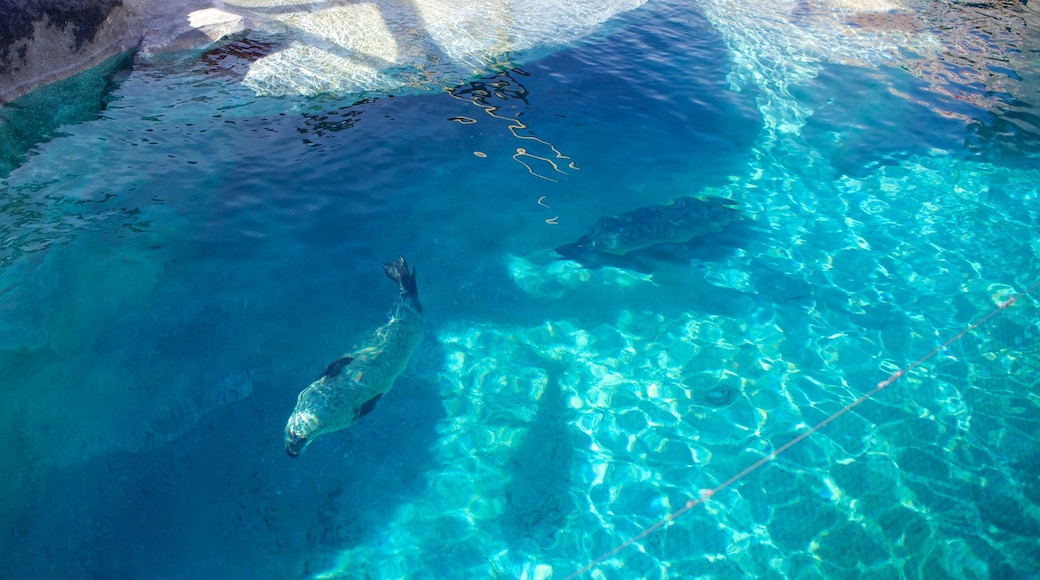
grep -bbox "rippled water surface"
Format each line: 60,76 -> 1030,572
2,0 -> 1039,578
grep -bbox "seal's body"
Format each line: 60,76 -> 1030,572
284,256 -> 423,457
555,196 -> 741,257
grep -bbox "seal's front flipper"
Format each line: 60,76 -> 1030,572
356,393 -> 383,420
321,356 -> 354,379
383,255 -> 422,313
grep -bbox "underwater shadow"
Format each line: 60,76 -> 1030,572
2,338 -> 446,579
499,358 -> 587,555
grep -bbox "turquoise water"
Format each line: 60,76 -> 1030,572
3,0 -> 1040,578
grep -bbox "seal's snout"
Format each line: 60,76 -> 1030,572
284,416 -> 311,458
285,433 -> 307,458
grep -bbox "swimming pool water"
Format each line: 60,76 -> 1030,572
2,0 -> 1039,578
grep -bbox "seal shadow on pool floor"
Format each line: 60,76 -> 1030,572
499,357 -> 586,553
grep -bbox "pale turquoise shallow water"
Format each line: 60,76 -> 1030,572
2,0 -> 1040,578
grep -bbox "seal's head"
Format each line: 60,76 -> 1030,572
284,411 -> 319,458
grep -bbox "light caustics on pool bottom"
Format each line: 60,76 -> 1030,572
2,1 -> 1040,579
302,156 -> 1040,579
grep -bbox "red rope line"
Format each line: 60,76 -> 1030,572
565,280 -> 1040,580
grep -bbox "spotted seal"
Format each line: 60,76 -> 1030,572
284,256 -> 424,457
555,196 -> 741,258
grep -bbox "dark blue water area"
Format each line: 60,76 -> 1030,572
0,4 -> 767,579
4,0 -> 1040,578
796,64 -> 976,178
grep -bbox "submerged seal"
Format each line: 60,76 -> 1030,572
555,196 -> 741,258
284,256 -> 424,457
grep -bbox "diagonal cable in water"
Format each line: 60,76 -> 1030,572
565,278 -> 1040,580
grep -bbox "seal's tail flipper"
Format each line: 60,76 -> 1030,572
383,256 -> 422,312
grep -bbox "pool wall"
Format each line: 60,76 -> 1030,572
0,0 -> 226,103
